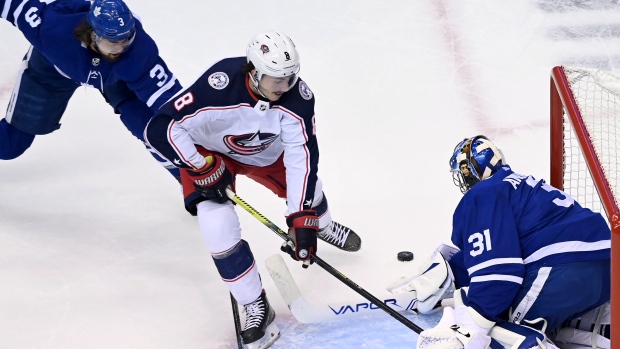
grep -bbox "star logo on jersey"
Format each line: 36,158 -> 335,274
173,159 -> 181,165
304,199 -> 313,207
223,131 -> 279,155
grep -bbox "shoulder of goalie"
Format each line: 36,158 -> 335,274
386,243 -> 458,314
417,288 -> 560,349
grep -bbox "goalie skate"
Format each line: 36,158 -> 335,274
318,221 -> 361,252
241,291 -> 280,349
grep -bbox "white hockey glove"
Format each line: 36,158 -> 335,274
386,244 -> 457,314
416,291 -> 494,349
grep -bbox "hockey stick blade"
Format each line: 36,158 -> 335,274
266,254 -> 419,323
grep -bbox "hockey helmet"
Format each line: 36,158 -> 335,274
88,0 -> 136,52
449,135 -> 506,194
246,31 -> 300,91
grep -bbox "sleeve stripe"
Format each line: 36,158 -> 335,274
12,0 -> 27,27
2,0 -> 13,19
523,240 -> 611,264
467,257 -> 523,275
470,274 -> 523,284
146,75 -> 178,108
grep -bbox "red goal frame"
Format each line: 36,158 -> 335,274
550,65 -> 617,348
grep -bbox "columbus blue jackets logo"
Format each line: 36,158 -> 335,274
208,72 -> 229,90
224,131 -> 279,155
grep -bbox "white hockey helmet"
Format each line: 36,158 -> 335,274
246,31 -> 300,91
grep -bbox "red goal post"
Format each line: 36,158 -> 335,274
550,65 -> 618,347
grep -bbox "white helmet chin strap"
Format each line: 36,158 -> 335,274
249,71 -> 269,99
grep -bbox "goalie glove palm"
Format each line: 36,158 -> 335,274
187,154 -> 234,204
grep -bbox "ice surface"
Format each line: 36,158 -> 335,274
1,0 -> 619,348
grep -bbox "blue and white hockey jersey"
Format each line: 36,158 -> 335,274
145,57 -> 319,216
452,166 -> 610,322
0,0 -> 180,111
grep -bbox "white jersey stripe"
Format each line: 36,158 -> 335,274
1,0 -> 12,19
12,0 -> 27,27
467,257 -> 523,275
510,267 -> 551,324
470,274 -> 523,284
523,240 -> 611,264
146,75 -> 178,108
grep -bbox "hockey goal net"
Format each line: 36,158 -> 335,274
550,66 -> 618,347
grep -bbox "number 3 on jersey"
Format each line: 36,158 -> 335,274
469,228 -> 492,257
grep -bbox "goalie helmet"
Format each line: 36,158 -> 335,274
88,0 -> 136,42
450,135 -> 506,194
246,31 -> 300,91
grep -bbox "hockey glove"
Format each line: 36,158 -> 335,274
187,154 -> 234,204
281,210 -> 318,263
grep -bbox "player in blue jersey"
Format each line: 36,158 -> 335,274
144,31 -> 361,348
0,0 -> 182,178
387,136 -> 611,349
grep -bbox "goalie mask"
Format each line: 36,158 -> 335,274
246,31 -> 300,94
450,135 -> 506,194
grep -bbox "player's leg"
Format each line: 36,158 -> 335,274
101,81 -> 180,180
510,260 -> 610,332
1,47 -> 78,159
180,152 -> 280,348
243,155 -> 361,251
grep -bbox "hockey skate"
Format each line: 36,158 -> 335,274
318,221 -> 361,252
241,290 -> 280,349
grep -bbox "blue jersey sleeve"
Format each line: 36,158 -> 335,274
114,26 -> 182,111
1,0 -> 88,44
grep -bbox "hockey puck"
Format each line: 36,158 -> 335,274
397,251 -> 414,262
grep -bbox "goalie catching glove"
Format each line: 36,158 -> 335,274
187,154 -> 234,204
281,210 -> 318,263
386,244 -> 457,313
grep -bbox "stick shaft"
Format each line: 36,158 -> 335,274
225,188 -> 424,333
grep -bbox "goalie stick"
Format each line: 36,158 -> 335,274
225,188 -> 424,334
265,253 -> 422,323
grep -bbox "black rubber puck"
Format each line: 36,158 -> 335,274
397,251 -> 414,261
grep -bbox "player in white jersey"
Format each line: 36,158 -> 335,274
386,136 -> 610,349
144,31 -> 361,348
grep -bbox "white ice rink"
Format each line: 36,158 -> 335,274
1,1 -> 620,348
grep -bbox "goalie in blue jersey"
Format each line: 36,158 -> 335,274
0,0 -> 182,178
387,135 -> 610,349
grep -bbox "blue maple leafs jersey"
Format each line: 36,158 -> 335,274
145,57 -> 319,215
452,166 -> 611,322
1,0 -> 181,111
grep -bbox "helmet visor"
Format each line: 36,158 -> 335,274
258,73 -> 299,93
93,30 -> 136,55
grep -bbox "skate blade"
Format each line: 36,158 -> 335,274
243,322 -> 280,349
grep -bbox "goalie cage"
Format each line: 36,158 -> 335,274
550,66 -> 618,349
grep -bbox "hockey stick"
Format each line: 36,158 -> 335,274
265,253 -> 421,323
225,188 -> 424,334
229,292 -> 243,349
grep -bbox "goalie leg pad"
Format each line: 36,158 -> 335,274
490,322 -> 559,349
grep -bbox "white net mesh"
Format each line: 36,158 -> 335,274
562,66 -> 620,217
